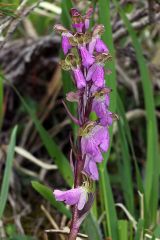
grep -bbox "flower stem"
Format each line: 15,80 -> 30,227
69,143 -> 84,239
68,226 -> 79,240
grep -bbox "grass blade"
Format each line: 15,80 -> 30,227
98,1 -> 118,238
99,168 -> 118,239
84,213 -> 103,240
117,114 -> 134,215
113,0 -> 159,224
32,181 -> 71,218
118,220 -> 128,240
117,94 -> 143,194
61,0 -> 73,29
99,0 -> 117,166
0,126 -> 18,218
134,219 -> 144,240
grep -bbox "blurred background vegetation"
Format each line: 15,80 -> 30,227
0,0 -> 160,239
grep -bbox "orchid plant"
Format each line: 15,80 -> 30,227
53,7 -> 117,240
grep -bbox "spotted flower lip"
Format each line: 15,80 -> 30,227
53,187 -> 87,210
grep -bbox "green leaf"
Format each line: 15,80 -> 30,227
84,213 -> 103,240
99,0 -> 117,166
153,225 -> 160,238
117,113 -> 134,215
8,235 -> 36,240
118,220 -> 128,240
99,168 -> 118,240
0,5 -> 17,17
134,219 -> 144,240
123,3 -> 134,13
0,126 -> 18,218
32,181 -> 71,218
61,0 -> 73,29
113,0 -> 159,224
117,94 -> 143,194
98,1 -> 118,239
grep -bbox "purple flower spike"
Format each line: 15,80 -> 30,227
53,187 -> 87,210
86,63 -> 105,87
53,7 -> 117,238
73,67 -> 86,89
62,33 -> 72,54
95,38 -> 109,53
79,46 -> 95,68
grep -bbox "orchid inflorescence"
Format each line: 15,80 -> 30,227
53,7 -> 117,239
